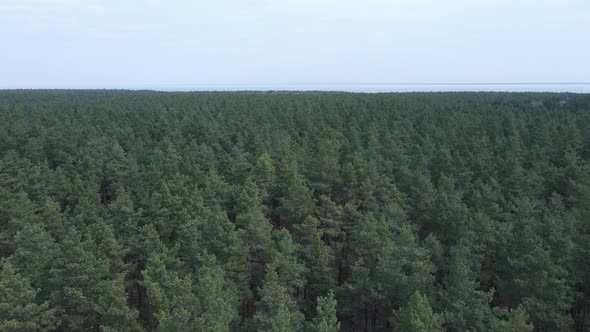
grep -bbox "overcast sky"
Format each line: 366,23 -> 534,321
1,0 -> 589,88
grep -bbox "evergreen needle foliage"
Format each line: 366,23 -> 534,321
0,90 -> 589,331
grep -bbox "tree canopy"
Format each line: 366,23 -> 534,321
1,90 -> 589,331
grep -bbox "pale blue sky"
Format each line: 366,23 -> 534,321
1,0 -> 589,88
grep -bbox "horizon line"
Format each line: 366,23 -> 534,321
129,82 -> 590,86
2,82 -> 590,90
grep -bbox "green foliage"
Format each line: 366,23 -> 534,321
277,161 -> 315,226
310,290 -> 340,332
252,268 -> 305,332
0,260 -> 58,332
439,241 -> 496,331
194,263 -> 240,331
492,306 -> 534,332
96,276 -> 143,332
142,253 -> 201,331
1,91 -> 589,330
251,152 -> 275,196
391,291 -> 444,332
293,216 -> 336,314
47,228 -> 106,330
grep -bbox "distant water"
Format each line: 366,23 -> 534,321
153,83 -> 590,93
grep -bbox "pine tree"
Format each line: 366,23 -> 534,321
107,186 -> 140,248
237,206 -> 274,286
0,189 -> 39,257
142,253 -> 201,331
390,291 -> 443,332
40,197 -> 67,241
194,264 -> 239,331
96,276 -> 143,332
47,228 -> 106,330
491,306 -> 534,332
293,216 -> 336,314
251,152 -> 275,195
252,268 -> 304,332
9,222 -> 56,292
439,241 -> 496,331
310,290 -> 340,332
268,228 -> 306,290
497,197 -> 574,331
0,260 -> 58,331
277,161 -> 315,227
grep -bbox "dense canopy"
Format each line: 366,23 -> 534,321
0,90 -> 589,331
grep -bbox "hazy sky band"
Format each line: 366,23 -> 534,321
1,0 -> 589,88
